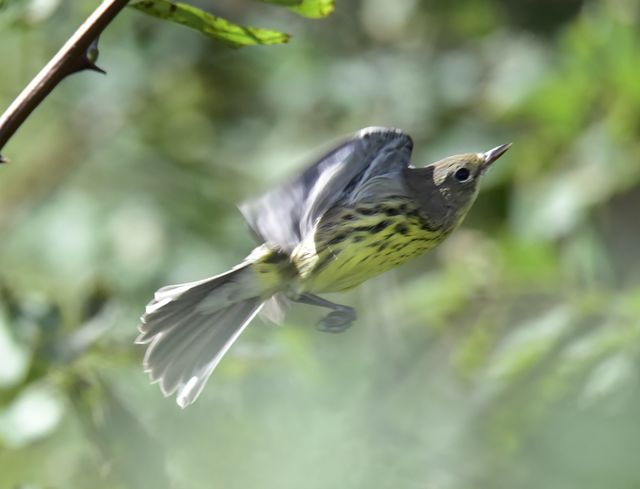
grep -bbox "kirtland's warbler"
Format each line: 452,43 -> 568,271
137,127 -> 511,407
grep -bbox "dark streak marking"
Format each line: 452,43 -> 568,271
394,223 -> 409,235
356,207 -> 377,216
328,234 -> 347,245
371,220 -> 391,233
314,253 -> 335,272
421,221 -> 438,233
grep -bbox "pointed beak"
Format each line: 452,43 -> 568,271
482,143 -> 512,169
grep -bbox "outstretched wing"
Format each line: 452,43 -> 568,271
240,127 -> 413,251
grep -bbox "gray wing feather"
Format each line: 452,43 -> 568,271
240,127 -> 413,251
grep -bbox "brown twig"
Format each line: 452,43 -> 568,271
0,0 -> 131,163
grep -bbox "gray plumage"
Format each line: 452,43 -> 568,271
240,127 -> 413,251
137,127 -> 510,407
137,264 -> 263,408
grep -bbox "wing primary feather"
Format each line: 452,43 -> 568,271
240,127 -> 413,251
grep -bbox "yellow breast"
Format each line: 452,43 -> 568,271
291,200 -> 447,293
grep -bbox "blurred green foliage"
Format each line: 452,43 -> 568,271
1,0 -> 640,488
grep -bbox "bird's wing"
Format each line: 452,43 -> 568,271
240,127 -> 414,251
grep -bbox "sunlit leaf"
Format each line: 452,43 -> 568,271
254,0 -> 335,18
130,0 -> 290,48
254,0 -> 300,5
288,0 -> 335,18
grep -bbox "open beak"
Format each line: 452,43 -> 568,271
482,143 -> 512,170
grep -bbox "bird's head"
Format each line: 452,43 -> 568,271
431,143 -> 511,209
403,143 -> 511,229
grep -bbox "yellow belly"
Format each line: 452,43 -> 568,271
291,200 -> 447,293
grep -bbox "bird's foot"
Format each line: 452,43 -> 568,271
316,307 -> 356,333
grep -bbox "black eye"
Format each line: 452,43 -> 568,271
454,168 -> 471,182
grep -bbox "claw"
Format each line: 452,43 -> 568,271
290,293 -> 358,333
316,308 -> 356,333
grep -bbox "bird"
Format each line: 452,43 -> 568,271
136,127 -> 511,408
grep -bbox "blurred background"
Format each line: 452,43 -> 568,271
1,0 -> 640,487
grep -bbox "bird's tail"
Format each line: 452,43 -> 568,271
136,262 -> 269,408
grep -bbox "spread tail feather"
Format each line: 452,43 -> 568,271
137,264 -> 265,408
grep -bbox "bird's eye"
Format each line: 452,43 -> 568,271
454,168 -> 471,182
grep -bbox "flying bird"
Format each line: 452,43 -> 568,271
136,127 -> 511,408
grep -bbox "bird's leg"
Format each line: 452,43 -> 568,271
292,293 -> 356,333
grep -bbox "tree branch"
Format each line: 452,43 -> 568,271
0,0 -> 131,163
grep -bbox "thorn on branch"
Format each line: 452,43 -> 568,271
86,37 -> 107,74
71,37 -> 107,75
0,0 -> 128,158
88,63 -> 107,75
0,154 -> 8,164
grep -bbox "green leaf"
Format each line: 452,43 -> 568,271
130,0 -> 290,48
290,0 -> 334,18
255,0 -> 301,5
255,0 -> 335,19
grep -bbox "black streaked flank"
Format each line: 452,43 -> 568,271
394,223 -> 408,235
352,226 -> 373,233
371,220 -> 391,233
328,233 -> 347,245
